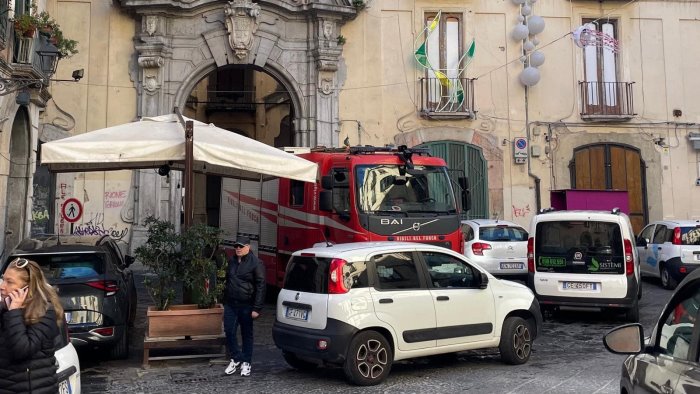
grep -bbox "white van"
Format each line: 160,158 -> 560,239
527,209 -> 641,321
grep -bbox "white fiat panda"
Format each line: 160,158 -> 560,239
272,242 -> 542,386
527,208 -> 641,321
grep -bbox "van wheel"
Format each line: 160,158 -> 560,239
283,351 -> 318,371
343,331 -> 392,386
499,317 -> 533,365
660,265 -> 678,290
625,300 -> 639,322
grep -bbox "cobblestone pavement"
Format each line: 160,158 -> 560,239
78,270 -> 674,394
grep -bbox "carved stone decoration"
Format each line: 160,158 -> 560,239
144,75 -> 159,93
145,16 -> 158,36
224,0 -> 261,60
138,56 -> 164,68
319,77 -> 333,95
322,20 -> 334,40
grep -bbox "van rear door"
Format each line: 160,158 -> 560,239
533,220 -> 628,299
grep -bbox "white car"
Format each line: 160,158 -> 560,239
461,219 -> 529,278
272,242 -> 542,386
55,319 -> 81,394
636,219 -> 700,289
527,208 -> 641,321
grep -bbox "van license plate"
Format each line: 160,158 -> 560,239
562,281 -> 598,290
285,307 -> 309,321
500,262 -> 523,270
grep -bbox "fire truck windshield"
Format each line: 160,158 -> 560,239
355,164 -> 457,214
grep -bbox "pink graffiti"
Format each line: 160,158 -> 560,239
104,190 -> 127,209
512,204 -> 531,218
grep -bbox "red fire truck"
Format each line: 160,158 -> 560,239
219,145 -> 470,287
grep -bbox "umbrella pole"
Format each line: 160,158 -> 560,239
184,120 -> 194,229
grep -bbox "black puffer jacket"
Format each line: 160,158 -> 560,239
0,307 -> 59,394
224,252 -> 266,311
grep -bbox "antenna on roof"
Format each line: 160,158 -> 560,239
319,227 -> 333,247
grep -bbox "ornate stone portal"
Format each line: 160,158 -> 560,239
117,0 -> 357,248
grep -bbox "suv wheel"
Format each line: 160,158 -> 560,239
660,264 -> 678,290
343,330 -> 392,386
109,328 -> 129,360
283,351 -> 318,371
499,316 -> 532,365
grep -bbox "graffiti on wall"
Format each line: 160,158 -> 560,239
512,204 -> 531,218
73,213 -> 129,241
105,190 -> 127,209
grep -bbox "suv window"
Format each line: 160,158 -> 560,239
658,287 -> 700,360
371,252 -> 420,290
535,221 -> 624,274
422,251 -> 478,288
11,253 -> 106,280
681,227 -> 700,246
479,226 -> 528,242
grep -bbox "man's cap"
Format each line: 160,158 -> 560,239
234,235 -> 250,246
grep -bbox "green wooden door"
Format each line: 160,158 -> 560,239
418,141 -> 488,219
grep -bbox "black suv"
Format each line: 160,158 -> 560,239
4,235 -> 137,359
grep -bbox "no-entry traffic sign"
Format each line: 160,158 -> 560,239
61,198 -> 83,223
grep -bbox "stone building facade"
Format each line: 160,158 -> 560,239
31,0 -> 700,252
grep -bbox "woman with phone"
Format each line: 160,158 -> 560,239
0,258 -> 64,393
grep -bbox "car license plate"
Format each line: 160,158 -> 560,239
58,380 -> 71,394
500,262 -> 524,270
285,307 -> 308,321
562,281 -> 598,291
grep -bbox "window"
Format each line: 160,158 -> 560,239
290,180 -> 304,206
653,225 -> 669,244
422,251 -> 478,288
582,19 -> 620,111
681,227 -> 700,246
462,224 -> 475,242
330,168 -> 350,214
658,288 -> 700,360
479,226 -> 528,242
638,225 -> 655,244
372,252 -> 420,290
424,12 -> 464,110
18,253 -> 106,280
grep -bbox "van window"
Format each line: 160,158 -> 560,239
284,256 -> 368,294
681,227 -> 700,246
535,221 -> 624,274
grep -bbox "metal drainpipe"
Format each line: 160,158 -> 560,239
524,85 -> 542,212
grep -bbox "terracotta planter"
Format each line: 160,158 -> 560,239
147,304 -> 224,338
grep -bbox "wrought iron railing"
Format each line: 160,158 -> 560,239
579,81 -> 635,118
420,77 -> 476,117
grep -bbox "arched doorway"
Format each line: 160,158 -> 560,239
183,65 -> 296,227
5,107 -> 31,250
569,143 -> 648,233
418,141 -> 489,219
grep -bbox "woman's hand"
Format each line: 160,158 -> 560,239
251,311 -> 260,319
8,287 -> 28,310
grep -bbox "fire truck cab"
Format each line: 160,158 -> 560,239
219,145 -> 470,287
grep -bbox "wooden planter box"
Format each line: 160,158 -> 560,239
147,304 -> 224,338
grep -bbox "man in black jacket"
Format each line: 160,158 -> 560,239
223,236 -> 265,377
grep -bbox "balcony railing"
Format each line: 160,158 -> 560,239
579,81 -> 636,121
420,77 -> 476,119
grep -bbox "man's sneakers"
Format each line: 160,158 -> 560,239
224,359 -> 240,375
225,359 -> 251,376
240,362 -> 251,377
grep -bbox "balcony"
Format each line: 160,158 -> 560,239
420,77 -> 476,120
579,81 -> 636,121
0,32 -> 61,97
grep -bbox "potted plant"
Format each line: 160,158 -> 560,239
135,216 -> 226,338
13,12 -> 39,38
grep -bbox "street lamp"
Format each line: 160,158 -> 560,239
36,39 -> 61,78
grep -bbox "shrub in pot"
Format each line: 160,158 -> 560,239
135,216 -> 225,337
